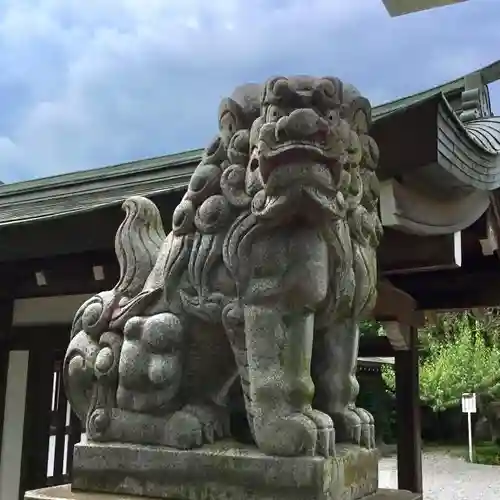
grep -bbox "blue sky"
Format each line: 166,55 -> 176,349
0,0 -> 499,183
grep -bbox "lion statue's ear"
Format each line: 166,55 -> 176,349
341,84 -> 378,171
341,84 -> 372,135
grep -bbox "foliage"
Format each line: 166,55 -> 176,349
382,312 -> 500,412
421,309 -> 500,349
359,320 -> 384,337
382,364 -> 395,393
358,320 -> 396,443
357,369 -> 396,444
471,442 -> 500,465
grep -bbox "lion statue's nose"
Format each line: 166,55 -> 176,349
276,108 -> 328,141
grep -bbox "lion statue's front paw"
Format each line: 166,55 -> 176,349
117,312 -> 184,413
253,408 -> 335,457
182,403 -> 231,444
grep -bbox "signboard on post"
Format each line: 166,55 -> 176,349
462,393 -> 477,462
462,393 -> 477,414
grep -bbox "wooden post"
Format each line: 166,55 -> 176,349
0,345 -> 9,462
19,346 -> 55,496
395,326 -> 423,494
0,300 -> 13,495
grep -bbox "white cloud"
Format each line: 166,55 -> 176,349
0,0 -> 499,182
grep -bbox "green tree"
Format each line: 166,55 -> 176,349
382,312 -> 500,411
360,320 -> 384,337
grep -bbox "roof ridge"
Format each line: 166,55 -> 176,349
0,148 -> 203,197
373,59 -> 500,118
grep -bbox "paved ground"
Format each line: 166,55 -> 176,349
379,451 -> 500,499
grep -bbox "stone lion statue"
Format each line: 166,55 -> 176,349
64,76 -> 382,458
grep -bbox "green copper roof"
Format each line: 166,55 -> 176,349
1,59 -> 500,228
0,149 -> 202,198
0,149 -> 202,227
373,59 -> 500,120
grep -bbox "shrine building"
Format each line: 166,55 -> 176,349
1,59 -> 500,500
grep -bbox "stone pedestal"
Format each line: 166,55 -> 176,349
24,441 -> 421,500
25,485 -> 422,500
70,441 -> 377,500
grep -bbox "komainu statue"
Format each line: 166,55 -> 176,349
64,76 -> 382,458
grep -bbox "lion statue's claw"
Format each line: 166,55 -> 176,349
332,407 -> 376,449
353,407 -> 376,449
304,408 -> 336,457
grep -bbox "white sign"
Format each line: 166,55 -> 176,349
462,393 -> 477,414
462,393 -> 477,463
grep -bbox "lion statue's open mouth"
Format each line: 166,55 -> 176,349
244,77 -> 359,221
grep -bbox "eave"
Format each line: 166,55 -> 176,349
0,149 -> 202,228
373,59 -> 500,120
1,60 -> 499,231
0,62 -> 499,293
375,93 -> 500,236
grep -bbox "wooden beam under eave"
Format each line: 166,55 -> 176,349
379,227 -> 463,276
384,321 -> 411,351
373,281 -> 425,327
390,261 -> 500,310
0,250 -> 119,300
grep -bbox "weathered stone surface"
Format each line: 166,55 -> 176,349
368,492 -> 421,500
63,76 -> 382,460
71,441 -> 378,500
59,75 -> 384,500
25,485 -> 421,500
25,484 -> 136,499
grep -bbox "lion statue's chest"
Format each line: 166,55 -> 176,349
242,225 -> 330,308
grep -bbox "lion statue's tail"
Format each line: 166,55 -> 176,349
64,196 -> 167,423
114,196 -> 167,299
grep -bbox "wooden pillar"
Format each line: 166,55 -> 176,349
0,345 -> 9,462
395,326 -> 423,494
0,350 -> 30,500
19,343 -> 58,495
0,300 -> 14,499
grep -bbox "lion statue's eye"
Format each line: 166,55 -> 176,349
220,111 -> 237,135
326,110 -> 340,125
266,105 -> 285,122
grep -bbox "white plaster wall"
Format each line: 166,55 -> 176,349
12,294 -> 92,326
0,350 -> 30,500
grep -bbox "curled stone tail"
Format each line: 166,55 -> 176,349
114,196 -> 166,299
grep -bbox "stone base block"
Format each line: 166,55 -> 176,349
70,441 -> 380,500
25,485 -> 422,500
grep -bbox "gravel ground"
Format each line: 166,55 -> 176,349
379,451 -> 500,500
